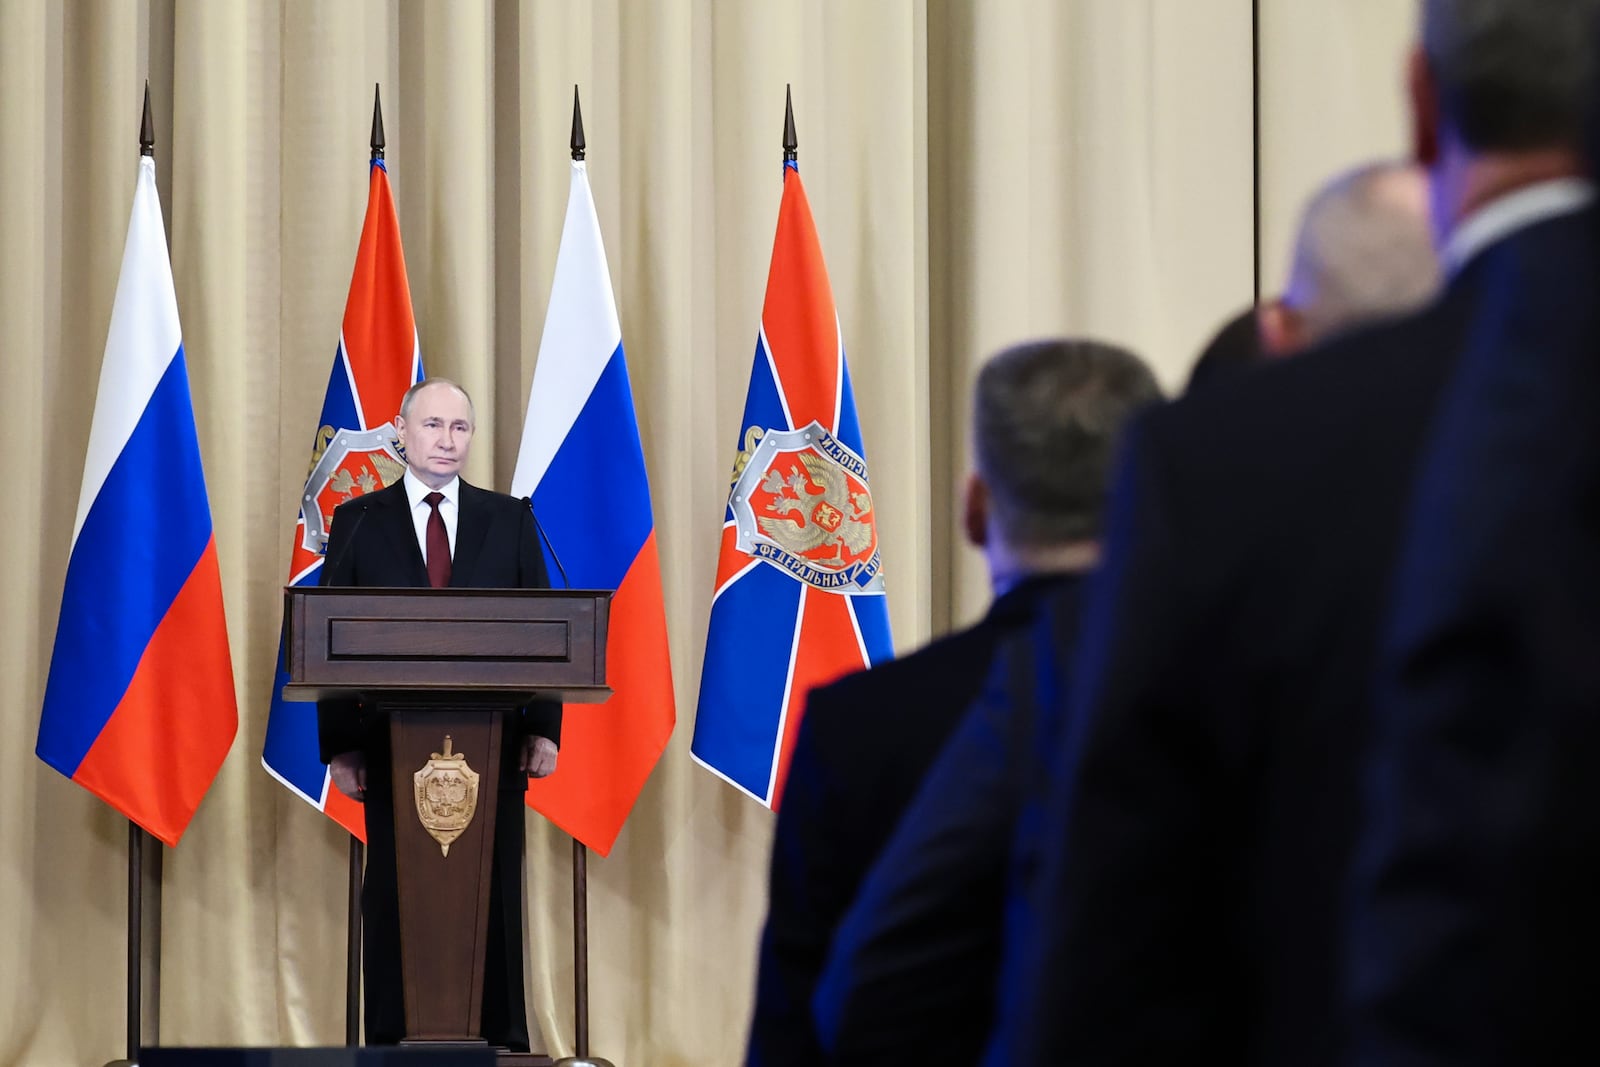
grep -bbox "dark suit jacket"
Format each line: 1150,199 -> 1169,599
1000,210 -> 1600,1066
1347,208 -> 1600,1065
316,477 -> 561,786
812,580 -> 1084,1064
744,576 -> 1071,1067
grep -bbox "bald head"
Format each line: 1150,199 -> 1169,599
1272,161 -> 1440,352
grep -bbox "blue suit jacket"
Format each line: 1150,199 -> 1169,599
811,582 -> 1084,1064
1347,206 -> 1600,1065
745,575 -> 1071,1067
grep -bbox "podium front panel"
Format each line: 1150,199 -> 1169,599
281,587 -> 610,702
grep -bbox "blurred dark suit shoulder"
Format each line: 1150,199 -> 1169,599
745,575 -> 1070,1067
1349,204 -> 1600,1065
814,580 -> 1085,1064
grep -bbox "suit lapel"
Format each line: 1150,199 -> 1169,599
450,480 -> 491,588
373,480 -> 430,587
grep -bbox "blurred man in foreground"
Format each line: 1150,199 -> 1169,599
745,339 -> 1160,1066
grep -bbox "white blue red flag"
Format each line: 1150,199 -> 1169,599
261,157 -> 422,840
691,160 -> 893,808
37,154 -> 238,846
512,157 -> 675,856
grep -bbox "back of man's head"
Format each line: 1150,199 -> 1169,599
1272,161 -> 1440,350
972,339 -> 1161,551
1423,0 -> 1600,152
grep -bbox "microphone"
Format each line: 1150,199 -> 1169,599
321,500 -> 370,584
524,497 -> 570,589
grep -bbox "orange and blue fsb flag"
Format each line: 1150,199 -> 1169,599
691,160 -> 893,809
261,156 -> 422,840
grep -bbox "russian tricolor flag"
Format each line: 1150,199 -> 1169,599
37,154 -> 238,847
513,156 -> 675,857
691,160 -> 893,809
261,156 -> 422,840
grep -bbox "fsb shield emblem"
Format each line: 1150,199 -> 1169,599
729,420 -> 885,593
299,423 -> 408,556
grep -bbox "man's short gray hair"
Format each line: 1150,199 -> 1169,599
1423,0 -> 1600,151
973,339 -> 1162,547
1284,161 -> 1439,345
399,378 -> 475,424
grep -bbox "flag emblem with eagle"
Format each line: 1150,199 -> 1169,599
730,421 -> 883,593
298,423 -> 407,556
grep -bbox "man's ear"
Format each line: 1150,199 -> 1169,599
963,471 -> 989,549
1408,43 -> 1440,168
1256,299 -> 1304,359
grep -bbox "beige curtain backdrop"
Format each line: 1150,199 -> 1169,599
0,1 -> 1415,1063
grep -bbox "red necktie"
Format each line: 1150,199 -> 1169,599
424,491 -> 451,588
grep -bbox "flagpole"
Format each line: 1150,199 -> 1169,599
550,79 -> 614,1067
102,822 -> 162,1066
783,83 -> 797,165
103,85 -> 163,1067
340,83 -> 390,1050
138,82 -> 167,1058
571,838 -> 595,1059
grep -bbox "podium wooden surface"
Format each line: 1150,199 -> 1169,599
282,586 -> 610,1064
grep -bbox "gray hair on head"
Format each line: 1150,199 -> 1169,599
973,338 -> 1162,547
1422,0 -> 1600,151
398,377 -> 476,424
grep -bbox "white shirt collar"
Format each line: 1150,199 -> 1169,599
402,468 -> 460,509
1442,177 -> 1595,277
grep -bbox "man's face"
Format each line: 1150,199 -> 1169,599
397,383 -> 474,489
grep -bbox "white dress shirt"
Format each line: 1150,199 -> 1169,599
1442,177 -> 1595,278
402,468 -> 459,567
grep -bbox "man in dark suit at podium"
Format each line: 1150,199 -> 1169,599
318,377 -> 561,1051
745,339 -> 1161,1066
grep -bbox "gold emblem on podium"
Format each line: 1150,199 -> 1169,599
413,736 -> 480,857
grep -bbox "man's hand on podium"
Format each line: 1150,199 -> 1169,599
523,736 -> 558,779
330,750 -> 367,801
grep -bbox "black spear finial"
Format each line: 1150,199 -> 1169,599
783,84 -> 797,163
140,81 -> 155,157
370,83 -> 386,161
571,84 -> 586,161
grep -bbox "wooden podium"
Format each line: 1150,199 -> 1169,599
281,586 -> 612,1064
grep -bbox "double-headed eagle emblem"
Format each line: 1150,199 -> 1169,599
728,420 -> 886,593
300,423 -> 408,555
756,452 -> 875,560
413,736 -> 480,858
